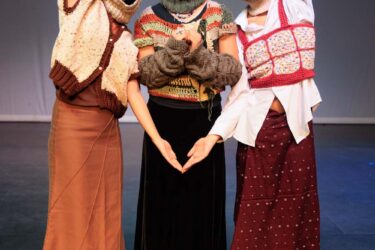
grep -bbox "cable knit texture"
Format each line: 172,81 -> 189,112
185,43 -> 242,88
50,0 -> 140,106
140,38 -> 190,88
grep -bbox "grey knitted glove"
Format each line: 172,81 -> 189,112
184,43 -> 242,88
139,38 -> 189,89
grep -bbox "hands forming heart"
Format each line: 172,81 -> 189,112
155,135 -> 221,174
155,27 -> 217,173
182,135 -> 220,173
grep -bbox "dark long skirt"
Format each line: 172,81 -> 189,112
134,100 -> 227,250
231,110 -> 320,250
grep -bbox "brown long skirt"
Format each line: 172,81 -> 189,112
43,99 -> 125,250
231,110 -> 320,250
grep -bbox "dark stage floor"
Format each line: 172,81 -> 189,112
0,123 -> 374,250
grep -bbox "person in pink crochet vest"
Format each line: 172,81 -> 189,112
184,0 -> 322,249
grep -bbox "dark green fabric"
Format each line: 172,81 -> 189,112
160,0 -> 206,14
221,4 -> 234,25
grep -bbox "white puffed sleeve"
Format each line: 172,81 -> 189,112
208,36 -> 250,141
284,0 -> 315,24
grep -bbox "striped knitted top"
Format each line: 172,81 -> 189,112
134,1 -> 237,103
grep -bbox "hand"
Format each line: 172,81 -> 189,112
182,135 -> 221,173
186,29 -> 203,52
172,27 -> 188,41
153,137 -> 183,173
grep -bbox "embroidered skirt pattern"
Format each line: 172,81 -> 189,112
232,110 -> 320,250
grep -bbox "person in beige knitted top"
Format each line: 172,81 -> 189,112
43,0 -> 182,249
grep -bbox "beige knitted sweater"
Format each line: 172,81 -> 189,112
50,0 -> 141,106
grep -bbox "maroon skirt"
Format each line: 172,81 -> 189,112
231,110 -> 320,250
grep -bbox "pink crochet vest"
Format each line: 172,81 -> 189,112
238,0 -> 316,89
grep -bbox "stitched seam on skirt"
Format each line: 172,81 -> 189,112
79,115 -> 116,250
44,101 -> 60,244
48,113 -> 116,212
239,189 -> 318,202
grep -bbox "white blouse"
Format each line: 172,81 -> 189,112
209,0 -> 322,147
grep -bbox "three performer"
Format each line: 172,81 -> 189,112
44,0 -> 321,249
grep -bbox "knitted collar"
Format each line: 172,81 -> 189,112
103,0 -> 142,24
160,0 -> 206,14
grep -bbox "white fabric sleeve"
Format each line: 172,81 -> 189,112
208,36 -> 250,141
284,0 -> 315,24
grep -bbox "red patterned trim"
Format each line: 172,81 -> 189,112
202,6 -> 222,19
207,20 -> 221,30
249,69 -> 315,89
237,28 -> 249,46
278,0 -> 289,27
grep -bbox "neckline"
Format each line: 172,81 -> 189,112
152,2 -> 208,24
245,0 -> 275,33
247,0 -> 271,17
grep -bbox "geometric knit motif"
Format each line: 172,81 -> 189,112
246,26 -> 315,78
239,0 -> 316,89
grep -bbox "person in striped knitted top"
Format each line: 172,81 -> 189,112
133,1 -> 242,249
134,0 -> 241,104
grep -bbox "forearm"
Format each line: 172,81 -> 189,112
139,38 -> 189,88
127,80 -> 161,142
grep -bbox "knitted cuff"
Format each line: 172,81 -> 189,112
184,43 -> 217,81
184,42 -> 205,63
184,43 -> 242,87
103,0 -> 142,24
165,38 -> 190,56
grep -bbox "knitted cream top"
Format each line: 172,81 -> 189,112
50,0 -> 141,106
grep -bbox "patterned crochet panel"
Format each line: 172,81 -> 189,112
243,24 -> 316,87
